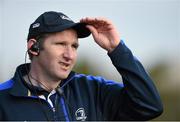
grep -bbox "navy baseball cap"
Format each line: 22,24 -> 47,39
27,11 -> 91,40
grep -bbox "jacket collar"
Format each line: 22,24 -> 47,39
9,63 -> 75,97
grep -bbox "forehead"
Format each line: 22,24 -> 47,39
46,29 -> 78,42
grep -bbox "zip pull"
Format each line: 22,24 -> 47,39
52,107 -> 56,112
52,106 -> 58,121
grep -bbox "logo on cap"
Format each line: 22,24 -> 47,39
32,23 -> 40,28
60,15 -> 72,21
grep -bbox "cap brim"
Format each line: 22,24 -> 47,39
72,23 -> 91,38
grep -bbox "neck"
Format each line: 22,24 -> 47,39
27,62 -> 61,92
27,73 -> 61,92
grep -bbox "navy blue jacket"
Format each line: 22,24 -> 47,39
0,41 -> 163,121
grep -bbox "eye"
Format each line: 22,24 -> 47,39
72,43 -> 79,49
55,42 -> 64,45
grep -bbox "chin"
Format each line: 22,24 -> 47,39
58,72 -> 71,80
61,75 -> 69,80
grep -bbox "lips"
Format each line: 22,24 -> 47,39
59,62 -> 71,70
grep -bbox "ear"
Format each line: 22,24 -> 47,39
27,39 -> 39,56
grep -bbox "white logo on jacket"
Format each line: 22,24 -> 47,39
75,108 -> 87,121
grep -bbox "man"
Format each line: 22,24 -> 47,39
0,11 -> 163,121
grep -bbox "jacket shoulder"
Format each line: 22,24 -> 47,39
74,73 -> 123,87
74,73 -> 106,83
0,79 -> 14,91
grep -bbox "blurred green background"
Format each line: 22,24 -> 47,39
0,0 -> 179,120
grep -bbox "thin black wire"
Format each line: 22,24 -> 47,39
29,73 -> 52,92
24,50 -> 51,121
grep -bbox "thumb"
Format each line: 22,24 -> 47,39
86,25 -> 98,39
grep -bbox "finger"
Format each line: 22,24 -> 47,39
80,17 -> 96,24
86,17 -> 111,28
95,17 -> 112,26
80,17 -> 89,23
80,17 -> 87,23
86,25 -> 98,38
81,17 -> 113,31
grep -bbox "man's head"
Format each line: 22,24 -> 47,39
27,11 -> 90,80
27,11 -> 90,60
27,11 -> 90,40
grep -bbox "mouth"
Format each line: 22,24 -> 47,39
59,62 -> 70,70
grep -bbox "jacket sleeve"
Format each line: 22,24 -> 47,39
100,40 -> 163,120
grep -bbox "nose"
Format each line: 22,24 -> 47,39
63,46 -> 74,61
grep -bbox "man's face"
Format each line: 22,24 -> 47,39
36,29 -> 78,81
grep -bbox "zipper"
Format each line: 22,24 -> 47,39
53,93 -> 58,121
52,107 -> 57,121
51,90 -> 70,121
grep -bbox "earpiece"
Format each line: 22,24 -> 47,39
29,42 -> 40,54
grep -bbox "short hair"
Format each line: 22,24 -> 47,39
28,33 -> 50,60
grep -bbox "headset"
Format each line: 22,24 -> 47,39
29,41 -> 40,54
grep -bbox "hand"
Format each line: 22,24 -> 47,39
80,17 -> 120,53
